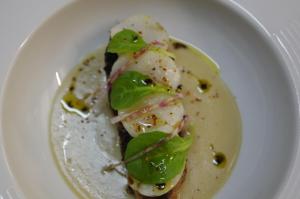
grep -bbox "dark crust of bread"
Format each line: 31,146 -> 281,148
104,52 -> 118,76
116,123 -> 132,159
105,50 -> 186,199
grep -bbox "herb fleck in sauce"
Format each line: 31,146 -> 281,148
82,55 -> 96,66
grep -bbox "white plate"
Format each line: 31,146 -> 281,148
1,0 -> 300,199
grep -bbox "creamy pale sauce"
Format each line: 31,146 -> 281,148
50,40 -> 241,199
169,40 -> 241,198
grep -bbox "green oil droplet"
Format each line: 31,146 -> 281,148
212,152 -> 226,168
197,79 -> 211,93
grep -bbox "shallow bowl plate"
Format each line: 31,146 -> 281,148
1,0 -> 299,198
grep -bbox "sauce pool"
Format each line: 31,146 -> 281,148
50,39 -> 242,199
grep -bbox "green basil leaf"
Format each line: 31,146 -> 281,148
124,131 -> 193,184
107,29 -> 147,54
110,71 -> 169,110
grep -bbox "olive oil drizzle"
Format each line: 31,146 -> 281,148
197,79 -> 212,93
209,144 -> 227,168
60,59 -> 94,119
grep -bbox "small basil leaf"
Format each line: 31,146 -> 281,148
107,29 -> 147,54
125,131 -> 193,184
110,71 -> 169,110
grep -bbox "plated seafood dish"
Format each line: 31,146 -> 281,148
50,15 -> 242,199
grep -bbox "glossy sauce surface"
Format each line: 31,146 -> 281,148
50,40 -> 241,199
169,40 -> 241,198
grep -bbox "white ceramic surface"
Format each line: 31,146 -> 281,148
1,0 -> 300,199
